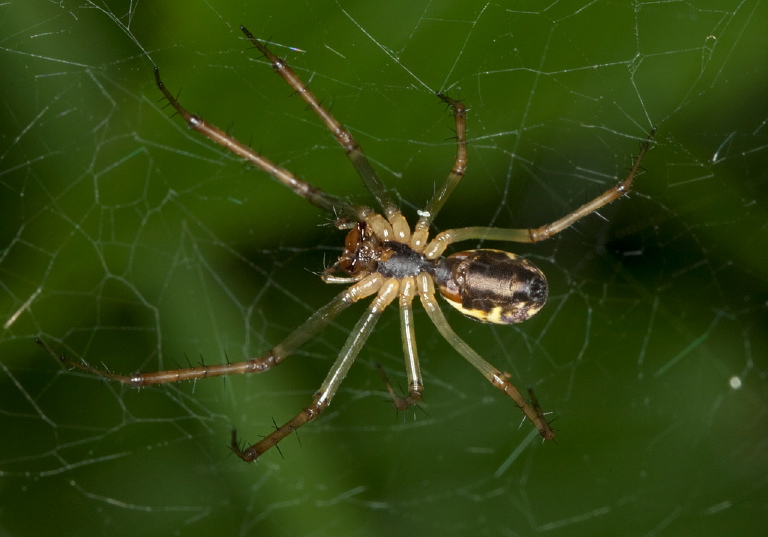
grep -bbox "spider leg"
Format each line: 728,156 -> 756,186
152,67 -> 357,218
416,273 -> 556,440
396,276 -> 424,408
240,26 -> 407,236
411,94 -> 467,250
527,387 -> 552,428
37,274 -> 385,387
377,276 -> 424,410
232,278 -> 401,462
423,128 -> 656,259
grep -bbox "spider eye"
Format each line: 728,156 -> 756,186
434,249 -> 548,324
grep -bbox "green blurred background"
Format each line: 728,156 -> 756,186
1,1 -> 766,535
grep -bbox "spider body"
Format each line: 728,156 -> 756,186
334,221 -> 548,324
38,25 -> 655,462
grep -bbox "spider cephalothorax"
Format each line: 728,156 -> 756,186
39,25 -> 654,462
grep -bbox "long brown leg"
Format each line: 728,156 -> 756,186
239,26 -> 399,222
38,275 -> 384,386
423,129 -> 656,259
153,66 -> 361,218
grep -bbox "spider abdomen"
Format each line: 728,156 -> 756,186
434,249 -> 547,324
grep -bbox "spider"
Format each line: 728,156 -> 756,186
37,26 -> 654,462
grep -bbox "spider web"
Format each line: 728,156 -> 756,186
1,1 -> 766,535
